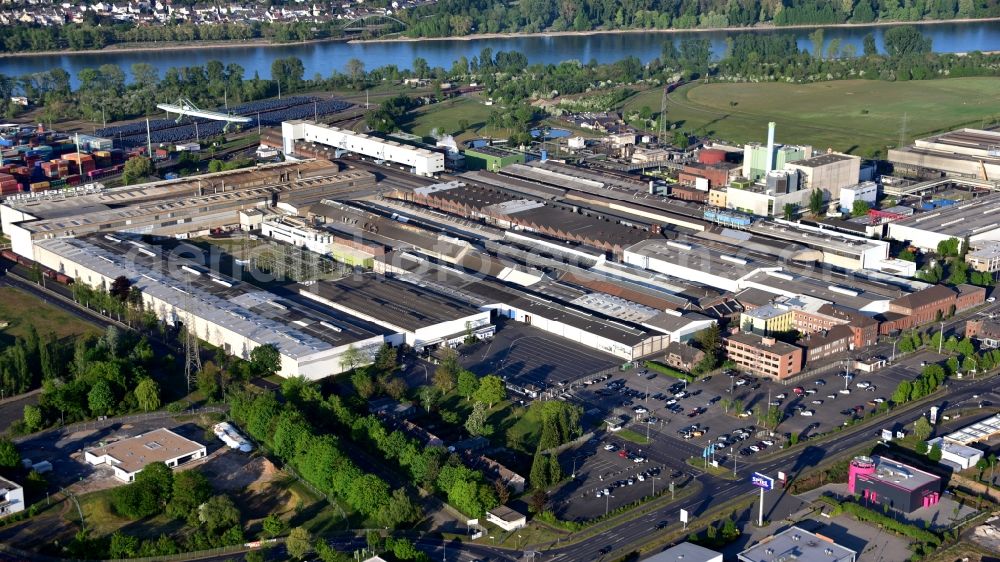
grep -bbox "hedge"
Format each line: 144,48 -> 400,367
838,501 -> 940,545
643,361 -> 694,383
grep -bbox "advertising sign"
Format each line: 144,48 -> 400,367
751,472 -> 774,490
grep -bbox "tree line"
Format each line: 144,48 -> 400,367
400,0 -> 1000,38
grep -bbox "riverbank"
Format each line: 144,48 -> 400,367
352,16 -> 1000,44
0,35 -> 351,59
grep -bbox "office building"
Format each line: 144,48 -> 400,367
725,332 -> 803,380
925,437 -> 984,470
486,506 -> 526,531
85,428 -> 207,482
738,526 -> 855,562
847,456 -> 942,513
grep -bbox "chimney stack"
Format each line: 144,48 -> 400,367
765,121 -> 776,173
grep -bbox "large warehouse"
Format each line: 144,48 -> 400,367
889,128 -> 1000,179
32,235 -> 390,379
887,195 -> 1000,252
281,120 -> 444,176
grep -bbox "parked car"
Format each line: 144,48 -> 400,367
801,410 -> 815,417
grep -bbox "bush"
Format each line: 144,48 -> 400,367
643,361 -> 694,382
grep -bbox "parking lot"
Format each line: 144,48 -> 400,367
548,433 -> 695,522
562,349 -> 952,470
460,321 -> 621,394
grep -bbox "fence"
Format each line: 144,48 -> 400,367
540,431 -> 596,457
13,406 -> 228,444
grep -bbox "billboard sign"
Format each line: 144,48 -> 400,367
751,472 -> 774,490
679,509 -> 689,523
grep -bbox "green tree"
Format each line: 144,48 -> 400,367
351,370 -> 376,399
0,438 -> 19,469
892,380 -> 912,405
914,416 -> 933,441
123,156 -> 154,185
262,514 -> 285,539
198,495 -> 241,533
473,375 -> 506,408
109,531 -> 140,558
134,377 -> 160,412
249,344 -> 281,377
22,404 -> 42,431
457,370 -> 480,400
433,348 -> 459,392
928,443 -> 942,462
339,344 -> 366,372
286,527 -> 312,559
809,189 -> 825,215
782,203 -> 797,220
851,200 -> 871,217
373,343 -> 397,374
464,401 -> 493,436
884,26 -> 932,58
167,470 -> 212,521
197,361 -> 221,401
87,379 -> 115,416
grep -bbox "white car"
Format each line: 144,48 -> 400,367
633,457 -> 646,463
604,444 -> 617,451
666,399 -> 677,405
805,389 -> 817,395
839,389 -> 851,395
827,394 -> 837,399
989,296 -> 996,303
749,445 -> 761,452
762,439 -> 774,446
736,379 -> 748,386
595,490 -> 603,498
811,399 -> 823,405
856,381 -> 871,389
739,410 -> 753,418
637,474 -> 646,481
776,393 -> 787,399
801,410 -> 815,417
633,406 -> 649,414
873,397 -> 885,403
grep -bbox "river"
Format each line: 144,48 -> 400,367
2,20 -> 999,86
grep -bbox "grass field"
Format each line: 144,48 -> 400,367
401,95 -> 494,142
622,77 -> 1000,157
0,287 -> 101,344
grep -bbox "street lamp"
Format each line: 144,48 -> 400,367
938,320 -> 945,354
605,493 -> 615,516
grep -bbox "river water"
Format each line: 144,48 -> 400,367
1,21 -> 999,86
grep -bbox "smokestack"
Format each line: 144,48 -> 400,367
765,121 -> 776,173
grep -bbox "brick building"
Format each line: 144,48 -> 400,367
725,332 -> 803,380
880,284 -> 986,334
798,325 -> 854,365
815,304 -> 880,348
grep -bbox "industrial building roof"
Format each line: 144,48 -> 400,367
786,152 -> 856,168
42,236 -> 386,357
626,237 -> 780,282
459,170 -> 567,200
968,241 -> 1000,261
303,273 -> 484,333
87,428 -> 204,475
750,220 -> 887,258
862,456 -> 940,492
641,542 -> 721,562
466,146 -> 522,158
0,475 -> 20,492
940,413 -> 1000,445
726,332 -> 800,355
738,526 -> 855,562
741,270 -> 894,312
915,128 -> 1000,154
890,195 -> 1000,238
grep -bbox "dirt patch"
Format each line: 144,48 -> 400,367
201,452 -> 277,492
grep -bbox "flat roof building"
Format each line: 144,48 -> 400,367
936,413 -> 1000,446
847,455 -> 941,513
738,526 -> 855,562
464,146 -> 525,172
84,428 -> 207,482
33,235 -> 390,379
486,505 -> 526,531
0,476 -> 25,517
926,437 -> 984,471
299,273 -> 494,351
641,543 -> 722,562
785,152 -> 862,199
966,241 -> 1000,273
888,127 -> 1000,179
281,120 -> 444,176
725,332 -> 803,380
887,195 -> 1000,252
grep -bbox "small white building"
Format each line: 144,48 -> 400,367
839,181 -> 878,213
213,422 -> 253,453
926,437 -> 984,470
85,428 -> 207,482
486,505 -> 526,531
0,476 -> 25,517
175,142 -> 200,152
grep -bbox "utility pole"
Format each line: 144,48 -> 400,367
939,320 -> 945,354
